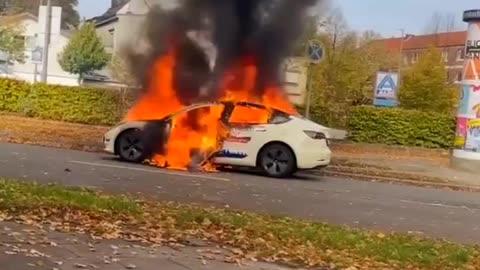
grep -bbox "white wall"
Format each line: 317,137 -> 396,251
1,7 -> 79,86
282,58 -> 308,105
111,0 -> 179,55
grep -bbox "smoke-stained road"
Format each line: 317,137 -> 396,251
0,142 -> 479,244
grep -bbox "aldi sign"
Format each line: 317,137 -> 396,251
374,72 -> 398,107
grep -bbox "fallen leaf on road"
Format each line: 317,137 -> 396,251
74,263 -> 88,268
126,264 -> 137,269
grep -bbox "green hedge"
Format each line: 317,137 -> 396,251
0,78 -> 127,125
347,106 -> 456,149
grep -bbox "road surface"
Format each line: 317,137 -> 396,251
0,142 -> 479,244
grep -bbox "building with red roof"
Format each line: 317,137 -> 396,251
376,31 -> 467,84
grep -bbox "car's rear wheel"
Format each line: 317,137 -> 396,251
258,143 -> 296,178
116,129 -> 147,163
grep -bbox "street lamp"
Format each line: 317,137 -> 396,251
397,28 -> 405,83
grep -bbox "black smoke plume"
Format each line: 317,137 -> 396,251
126,0 -> 318,104
126,0 -> 318,164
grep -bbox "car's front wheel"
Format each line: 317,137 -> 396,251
116,129 -> 147,163
258,143 -> 296,178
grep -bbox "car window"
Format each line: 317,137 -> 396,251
269,111 -> 292,124
228,105 -> 272,125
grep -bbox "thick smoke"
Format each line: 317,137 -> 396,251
126,0 -> 318,165
126,0 -> 318,103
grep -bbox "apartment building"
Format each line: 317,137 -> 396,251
377,31 -> 467,84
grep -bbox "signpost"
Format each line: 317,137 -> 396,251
373,72 -> 399,107
31,46 -> 43,83
305,41 -> 325,119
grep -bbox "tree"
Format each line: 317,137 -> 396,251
424,12 -> 457,34
0,0 -> 80,29
399,47 -> 457,113
306,9 -> 397,128
0,23 -> 26,65
292,15 -> 323,56
58,23 -> 109,84
109,55 -> 138,87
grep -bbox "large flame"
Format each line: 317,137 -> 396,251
125,50 -> 297,171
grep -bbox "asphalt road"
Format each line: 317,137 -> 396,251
0,142 -> 479,244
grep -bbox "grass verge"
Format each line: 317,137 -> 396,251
0,178 -> 478,269
0,180 -> 140,215
0,113 -> 107,151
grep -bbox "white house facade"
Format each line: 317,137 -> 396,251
0,6 -> 79,86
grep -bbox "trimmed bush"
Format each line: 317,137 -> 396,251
0,78 -> 128,125
347,106 -> 455,149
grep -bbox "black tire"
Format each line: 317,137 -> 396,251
257,143 -> 296,178
116,129 -> 147,163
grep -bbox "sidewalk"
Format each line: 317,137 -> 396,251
0,222 -> 307,270
330,143 -> 480,188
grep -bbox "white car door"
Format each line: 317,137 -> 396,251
213,104 -> 272,167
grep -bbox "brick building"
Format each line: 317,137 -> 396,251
377,31 -> 467,84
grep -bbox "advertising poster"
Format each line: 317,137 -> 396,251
457,84 -> 480,118
455,117 -> 468,148
471,85 -> 480,118
458,85 -> 471,116
465,119 -> 480,152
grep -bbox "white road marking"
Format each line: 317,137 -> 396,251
400,199 -> 478,212
69,161 -> 231,182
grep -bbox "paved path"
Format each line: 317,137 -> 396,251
0,143 -> 480,244
0,222 -> 303,270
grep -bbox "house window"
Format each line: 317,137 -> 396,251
411,52 -> 419,63
442,50 -> 449,63
456,48 -> 465,61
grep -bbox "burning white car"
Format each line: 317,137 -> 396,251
103,101 -> 332,178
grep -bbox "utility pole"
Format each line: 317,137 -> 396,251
397,28 -> 405,84
40,0 -> 52,83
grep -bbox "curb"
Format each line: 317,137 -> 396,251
317,170 -> 480,192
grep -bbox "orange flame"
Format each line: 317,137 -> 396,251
126,50 -> 296,171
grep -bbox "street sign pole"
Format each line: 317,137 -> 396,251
305,63 -> 313,119
33,64 -> 38,83
31,46 -> 43,83
305,41 -> 325,119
